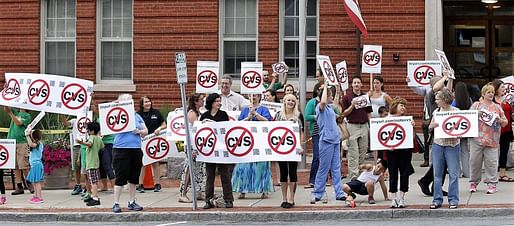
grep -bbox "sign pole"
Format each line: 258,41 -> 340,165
370,73 -> 374,92
175,52 -> 197,211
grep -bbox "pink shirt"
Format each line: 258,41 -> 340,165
471,101 -> 504,148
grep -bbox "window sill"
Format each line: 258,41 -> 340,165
94,83 -> 137,92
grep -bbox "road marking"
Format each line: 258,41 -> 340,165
154,221 -> 188,226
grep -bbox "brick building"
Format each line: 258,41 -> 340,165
0,0 -> 513,124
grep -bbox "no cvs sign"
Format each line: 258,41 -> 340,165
361,45 -> 383,74
72,111 -> 93,145
194,127 -> 217,157
142,131 -> 175,166
196,61 -> 219,94
98,100 -> 136,135
336,61 -> 349,91
0,139 -> 16,169
1,79 -> 21,101
225,126 -> 254,157
501,76 -> 514,104
317,55 -> 337,86
61,83 -> 88,110
370,116 -> 413,151
27,79 -> 50,105
240,62 -> 264,94
407,61 -> 441,87
268,127 -> 297,155
434,110 -> 478,139
166,110 -> 186,141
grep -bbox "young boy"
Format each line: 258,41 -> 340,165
77,122 -> 104,206
343,159 -> 388,208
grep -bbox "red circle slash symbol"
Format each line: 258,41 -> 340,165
377,123 -> 406,149
170,116 -> 186,136
225,126 -> 254,157
267,127 -> 297,155
106,107 -> 130,132
363,50 -> 381,66
355,96 -> 368,108
28,79 -> 50,105
442,115 -> 471,137
323,61 -> 336,83
0,145 -> 10,168
337,67 -> 348,84
274,64 -> 286,74
145,137 -> 170,160
61,83 -> 88,110
242,71 -> 262,89
195,127 -> 217,156
413,65 -> 435,86
77,117 -> 92,134
197,70 -> 218,88
479,112 -> 494,123
504,82 -> 514,95
2,79 -> 20,101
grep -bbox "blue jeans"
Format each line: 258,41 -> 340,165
309,135 -> 320,185
432,143 -> 461,206
312,140 -> 345,199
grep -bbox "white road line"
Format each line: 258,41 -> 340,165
154,222 -> 188,226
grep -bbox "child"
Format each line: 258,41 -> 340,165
77,122 -> 104,206
343,159 -> 388,208
25,129 -> 44,204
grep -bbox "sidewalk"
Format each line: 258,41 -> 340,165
0,156 -> 513,222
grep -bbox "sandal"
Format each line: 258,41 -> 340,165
429,204 -> 442,209
499,175 -> 514,182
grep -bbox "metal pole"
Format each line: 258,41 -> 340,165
180,84 -> 197,210
298,0 -> 307,169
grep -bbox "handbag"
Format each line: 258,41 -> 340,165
339,121 -> 350,141
413,133 -> 425,153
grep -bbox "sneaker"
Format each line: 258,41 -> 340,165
136,185 -> 145,193
178,196 -> 192,203
0,196 -> 6,205
112,203 -> 122,213
71,185 -> 82,195
397,199 -> 406,208
486,184 -> 497,194
203,202 -> 215,209
128,201 -> 143,211
225,201 -> 233,208
83,197 -> 93,203
29,197 -> 43,204
81,193 -> 92,201
469,182 -> 477,193
390,199 -> 398,208
86,198 -> 101,206
153,184 -> 161,192
336,196 -> 347,201
449,204 -> 458,209
368,196 -> 376,204
310,197 -> 321,204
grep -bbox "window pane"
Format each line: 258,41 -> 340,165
225,0 -> 235,17
284,41 -> 298,58
306,17 -> 316,37
307,41 -> 316,57
224,41 -> 256,75
446,51 -> 485,78
224,0 -> 256,36
45,42 -> 75,77
46,0 -> 76,38
284,18 -> 296,37
307,0 -> 316,16
102,0 -> 132,38
496,25 -> 514,48
447,25 -> 486,48
285,0 -> 295,16
101,42 -> 132,80
496,52 -> 514,77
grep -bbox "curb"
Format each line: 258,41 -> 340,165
1,208 -> 513,222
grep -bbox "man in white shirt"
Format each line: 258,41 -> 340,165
218,75 -> 250,111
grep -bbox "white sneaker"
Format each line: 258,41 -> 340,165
397,199 -> 406,208
390,199 -> 398,208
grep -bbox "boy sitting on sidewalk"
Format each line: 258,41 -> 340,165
77,122 -> 104,206
343,160 -> 388,207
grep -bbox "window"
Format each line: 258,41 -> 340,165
282,0 -> 318,78
42,0 -> 76,77
97,0 -> 133,82
221,0 -> 257,76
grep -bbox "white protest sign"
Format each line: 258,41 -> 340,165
260,101 -> 282,119
24,111 -> 45,135
240,62 -> 264,94
370,116 -> 413,150
193,121 -> 302,163
317,55 -> 337,86
434,49 -> 455,79
501,76 -> 514,103
433,110 -> 478,139
272,62 -> 288,75
353,95 -> 371,109
407,61 -> 441,87
72,111 -> 93,145
0,73 -> 93,116
336,61 -> 349,91
98,100 -> 136,135
361,45 -> 382,74
142,130 -> 179,166
0,139 -> 16,169
478,108 -> 497,127
227,111 -> 241,121
166,110 -> 186,141
196,61 -> 219,93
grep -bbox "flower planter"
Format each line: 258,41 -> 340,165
44,165 -> 70,190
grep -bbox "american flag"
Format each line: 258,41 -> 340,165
343,0 -> 368,37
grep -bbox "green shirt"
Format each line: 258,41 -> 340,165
96,118 -> 114,144
85,135 -> 104,169
7,109 -> 31,143
263,81 -> 283,91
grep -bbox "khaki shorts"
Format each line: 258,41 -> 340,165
71,145 -> 81,171
15,143 -> 30,170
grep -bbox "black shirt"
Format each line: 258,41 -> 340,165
139,108 -> 164,134
200,110 -> 229,122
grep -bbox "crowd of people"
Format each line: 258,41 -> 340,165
1,65 -> 513,211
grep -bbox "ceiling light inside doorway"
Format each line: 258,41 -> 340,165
481,0 -> 498,3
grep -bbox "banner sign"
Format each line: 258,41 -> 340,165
501,76 -> 514,103
0,73 -> 93,116
72,111 -> 93,145
227,111 -> 241,121
0,139 -> 16,169
196,61 -> 219,94
370,116 -> 413,150
317,55 -> 337,86
361,45 -> 382,74
433,110 -> 478,139
166,110 -> 186,141
434,49 -> 455,79
353,95 -> 371,109
192,121 -> 302,163
240,62 -> 264,94
336,61 -> 349,91
407,61 -> 441,87
142,130 -> 179,166
98,100 -> 136,135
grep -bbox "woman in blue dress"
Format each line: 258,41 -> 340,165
232,93 -> 274,199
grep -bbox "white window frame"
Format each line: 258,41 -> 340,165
279,0 -> 319,91
219,0 -> 259,81
96,0 -> 134,87
40,0 -> 77,77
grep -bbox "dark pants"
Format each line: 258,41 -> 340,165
420,163 -> 447,189
309,134 -> 320,185
387,150 -> 414,193
499,132 -> 512,169
422,123 -> 430,161
99,143 -> 115,180
279,161 -> 298,182
205,163 -> 234,202
0,169 -> 4,194
112,148 -> 143,186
